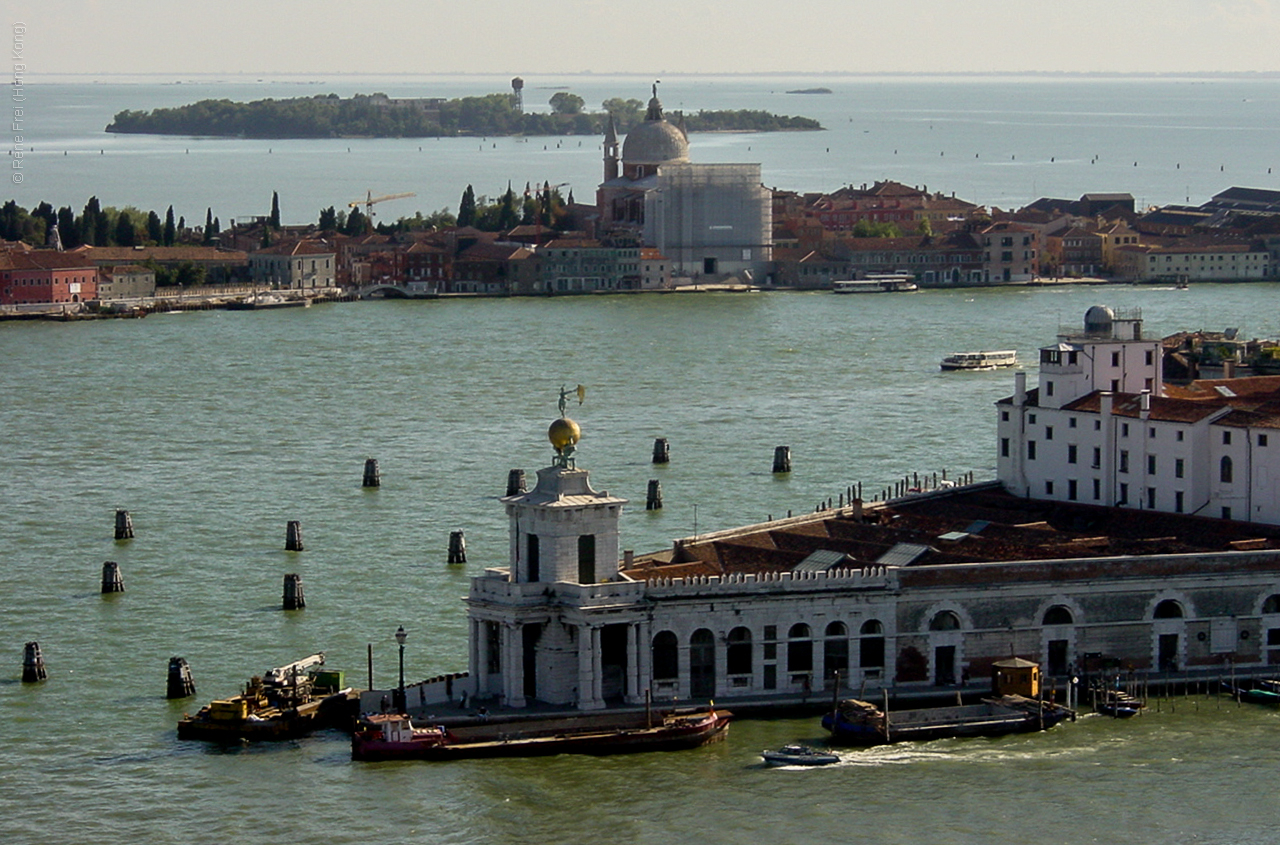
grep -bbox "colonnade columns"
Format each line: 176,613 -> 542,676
504,622 -> 527,708
625,623 -> 641,704
473,618 -> 491,700
577,624 -> 605,710
637,620 -> 653,702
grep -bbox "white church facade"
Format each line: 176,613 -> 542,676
596,87 -> 772,283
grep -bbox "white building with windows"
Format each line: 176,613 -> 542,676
456,375 -> 1280,714
998,305 -> 1280,524
448,314 -> 1280,715
249,240 -> 336,289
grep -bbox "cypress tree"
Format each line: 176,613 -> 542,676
498,183 -> 518,231
33,202 -> 56,243
81,197 -> 102,246
94,207 -> 111,246
115,210 -> 136,246
457,184 -> 476,228
163,205 -> 176,245
147,210 -> 163,244
344,207 -> 367,236
203,208 -> 214,245
270,191 -> 281,229
57,206 -> 77,248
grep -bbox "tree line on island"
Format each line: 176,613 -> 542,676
0,182 -> 582,284
105,91 -> 823,138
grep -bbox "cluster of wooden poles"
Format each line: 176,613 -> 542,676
20,451 -> 984,692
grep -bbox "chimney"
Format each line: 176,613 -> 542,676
1014,371 -> 1027,406
1139,389 -> 1151,420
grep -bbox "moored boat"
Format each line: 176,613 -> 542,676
761,744 -> 839,766
1222,680 -> 1280,706
352,706 -> 731,761
1091,687 -> 1146,718
940,350 -> 1019,371
821,695 -> 1073,746
226,293 -> 310,310
177,653 -> 356,742
833,275 -> 918,294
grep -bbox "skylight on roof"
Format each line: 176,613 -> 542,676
876,543 -> 931,567
793,549 -> 850,573
1216,385 -> 1237,398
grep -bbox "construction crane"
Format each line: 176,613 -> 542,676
348,190 -> 416,233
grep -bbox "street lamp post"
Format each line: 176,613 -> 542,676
395,625 -> 407,712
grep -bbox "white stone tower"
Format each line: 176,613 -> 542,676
466,387 -> 632,710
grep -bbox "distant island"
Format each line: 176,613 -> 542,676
785,87 -> 833,94
105,92 -> 823,139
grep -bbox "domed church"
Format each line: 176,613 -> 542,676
597,86 -> 772,283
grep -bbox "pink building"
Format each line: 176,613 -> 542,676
0,249 -> 98,305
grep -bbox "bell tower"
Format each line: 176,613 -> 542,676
603,115 -> 620,183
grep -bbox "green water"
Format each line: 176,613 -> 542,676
4,287 -> 1280,843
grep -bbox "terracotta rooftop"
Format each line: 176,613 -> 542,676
0,249 -> 95,270
1002,376 -> 1280,428
620,485 -> 1280,581
253,240 -> 335,257
100,264 -> 152,276
80,246 -> 248,263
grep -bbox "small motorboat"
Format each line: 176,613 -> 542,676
761,744 -> 839,767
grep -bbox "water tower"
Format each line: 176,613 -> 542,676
511,77 -> 524,113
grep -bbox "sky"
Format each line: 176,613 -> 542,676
9,0 -> 1280,76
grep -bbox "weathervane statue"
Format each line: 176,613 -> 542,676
549,384 -> 586,468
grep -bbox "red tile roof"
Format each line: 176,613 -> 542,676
0,249 -> 95,270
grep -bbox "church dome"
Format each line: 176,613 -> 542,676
621,91 -> 689,166
622,119 -> 689,166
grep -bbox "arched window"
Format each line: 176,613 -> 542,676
787,623 -> 813,673
1263,595 -> 1280,615
1221,455 -> 1234,483
860,619 -> 885,669
1043,605 -> 1074,626
1154,599 -> 1185,619
824,622 -> 849,680
929,611 -> 962,631
690,629 -> 716,699
652,631 -> 678,680
726,627 -> 752,676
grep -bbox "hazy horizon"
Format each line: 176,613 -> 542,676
10,1 -> 1280,77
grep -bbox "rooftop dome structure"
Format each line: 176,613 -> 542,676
621,90 -> 689,166
1084,305 -> 1115,336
